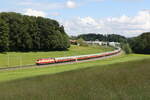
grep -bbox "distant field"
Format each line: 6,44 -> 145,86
0,55 -> 150,100
0,45 -> 113,68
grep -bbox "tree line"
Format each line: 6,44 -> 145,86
76,33 -> 127,43
71,33 -> 150,54
128,32 -> 150,54
0,12 -> 70,52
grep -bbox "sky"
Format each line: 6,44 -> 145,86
0,0 -> 150,37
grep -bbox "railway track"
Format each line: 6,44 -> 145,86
0,50 -> 122,71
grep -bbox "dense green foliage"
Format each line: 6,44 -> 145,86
121,43 -> 132,54
77,38 -> 88,46
0,12 -> 70,52
78,33 -> 127,43
0,57 -> 150,100
128,32 -> 150,54
0,19 -> 9,52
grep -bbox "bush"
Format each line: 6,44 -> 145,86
121,43 -> 132,54
77,38 -> 88,47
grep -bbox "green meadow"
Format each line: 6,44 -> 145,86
0,54 -> 150,82
0,45 -> 113,68
0,45 -> 150,100
0,54 -> 150,100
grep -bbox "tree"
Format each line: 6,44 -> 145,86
77,38 -> 88,46
0,12 -> 70,52
77,33 -> 127,43
20,24 -> 33,51
121,43 -> 132,54
0,19 -> 9,52
129,32 -> 150,54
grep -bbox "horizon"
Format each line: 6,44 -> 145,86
0,0 -> 150,37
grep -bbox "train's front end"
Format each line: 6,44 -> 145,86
36,58 -> 55,65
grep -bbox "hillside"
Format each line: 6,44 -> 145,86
0,56 -> 150,100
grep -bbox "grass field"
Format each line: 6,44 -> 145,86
0,45 -> 113,68
0,54 -> 150,82
0,55 -> 150,100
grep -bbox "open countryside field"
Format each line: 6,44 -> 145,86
0,54 -> 150,100
0,45 -> 113,68
0,54 -> 150,82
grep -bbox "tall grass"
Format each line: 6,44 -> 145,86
0,58 -> 150,100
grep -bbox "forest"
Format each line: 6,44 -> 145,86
0,12 -> 70,52
77,34 -> 127,43
128,32 -> 150,54
75,33 -> 150,54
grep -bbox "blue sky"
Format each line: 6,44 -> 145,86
0,0 -> 150,37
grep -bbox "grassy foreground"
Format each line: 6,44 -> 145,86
0,45 -> 113,68
0,55 -> 150,100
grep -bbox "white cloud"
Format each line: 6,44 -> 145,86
19,2 -> 63,10
24,9 -> 46,17
66,0 -> 77,8
61,10 -> 150,37
19,1 -> 78,10
50,12 -> 60,16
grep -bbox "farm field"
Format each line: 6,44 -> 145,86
0,54 -> 150,100
0,45 -> 113,68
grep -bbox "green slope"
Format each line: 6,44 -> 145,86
0,54 -> 150,82
0,56 -> 150,100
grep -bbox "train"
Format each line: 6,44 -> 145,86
36,48 -> 121,65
